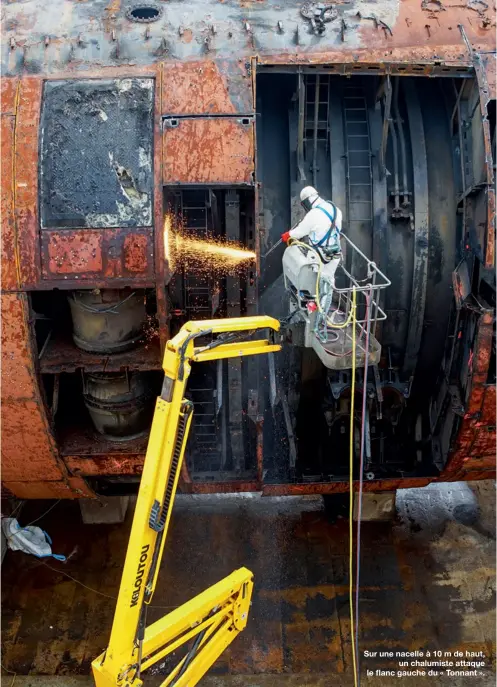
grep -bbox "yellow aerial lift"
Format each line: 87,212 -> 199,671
92,316 -> 281,687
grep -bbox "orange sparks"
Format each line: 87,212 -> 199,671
163,214 -> 177,271
163,214 -> 255,275
179,236 -> 256,262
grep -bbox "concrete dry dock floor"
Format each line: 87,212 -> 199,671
1,481 -> 495,687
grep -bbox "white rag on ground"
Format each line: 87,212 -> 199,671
1,518 -> 66,561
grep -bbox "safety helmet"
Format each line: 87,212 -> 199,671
300,186 -> 320,212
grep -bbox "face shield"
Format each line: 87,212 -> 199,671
301,195 -> 318,213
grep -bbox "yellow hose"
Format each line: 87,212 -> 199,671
286,239 -> 358,683
288,239 -> 354,329
348,285 -> 358,687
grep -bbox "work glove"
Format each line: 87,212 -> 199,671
281,231 -> 291,243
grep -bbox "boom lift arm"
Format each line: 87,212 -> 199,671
92,316 -> 281,687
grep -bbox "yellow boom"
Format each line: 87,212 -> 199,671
92,316 -> 281,687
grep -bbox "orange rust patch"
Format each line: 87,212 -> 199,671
181,28 -> 193,44
124,233 -> 149,272
2,480 -> 90,499
162,60 -> 251,114
1,293 -> 66,485
45,231 -> 103,274
64,455 -> 145,476
1,115 -> 18,291
1,78 -> 19,115
163,118 -> 254,184
15,76 -> 42,288
41,229 -> 154,280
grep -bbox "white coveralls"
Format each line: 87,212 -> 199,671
289,199 -> 342,286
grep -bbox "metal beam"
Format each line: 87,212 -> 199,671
379,75 -> 392,181
403,80 -> 429,375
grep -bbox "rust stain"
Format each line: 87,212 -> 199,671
123,233 -> 148,273
181,28 -> 193,44
41,229 -> 154,279
482,53 -> 496,100
162,60 -> 252,114
442,311 -> 496,479
1,77 -> 19,115
258,47 -> 474,68
64,455 -> 145,476
163,118 -> 254,184
473,52 -> 496,269
355,1 -> 495,53
1,115 -> 18,291
1,294 -> 90,497
1,292 -> 38,399
45,231 -> 103,274
1,293 -> 67,484
3,479 -> 93,499
15,76 -> 42,288
262,478 -> 432,497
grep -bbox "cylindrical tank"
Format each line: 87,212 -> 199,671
68,289 -> 146,354
83,371 -> 153,441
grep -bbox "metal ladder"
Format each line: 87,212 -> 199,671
304,74 -> 331,186
188,383 -> 221,472
180,191 -> 221,473
181,191 -> 214,318
343,86 -> 373,276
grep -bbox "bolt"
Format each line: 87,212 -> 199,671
9,37 -> 16,50
277,20 -> 283,32
245,21 -> 251,32
211,24 -> 216,34
145,26 -> 151,40
44,36 -> 50,47
111,29 -> 117,41
178,26 -> 184,36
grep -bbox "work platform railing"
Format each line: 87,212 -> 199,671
313,233 -> 391,369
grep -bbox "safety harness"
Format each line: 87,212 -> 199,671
312,202 -> 341,256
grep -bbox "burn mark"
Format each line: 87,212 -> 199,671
39,78 -> 153,229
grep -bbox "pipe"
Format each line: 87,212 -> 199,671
297,72 -> 306,181
393,78 -> 409,207
389,118 -> 400,213
312,75 -> 320,187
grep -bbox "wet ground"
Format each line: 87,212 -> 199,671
1,481 -> 495,686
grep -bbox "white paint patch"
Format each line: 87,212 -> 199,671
117,79 -> 133,93
138,147 -> 151,171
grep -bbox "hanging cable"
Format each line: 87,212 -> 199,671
354,285 -> 372,687
348,286 -> 358,687
289,239 -> 355,330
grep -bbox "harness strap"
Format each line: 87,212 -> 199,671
313,203 -> 339,249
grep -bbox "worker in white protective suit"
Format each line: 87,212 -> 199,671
281,186 -> 342,286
